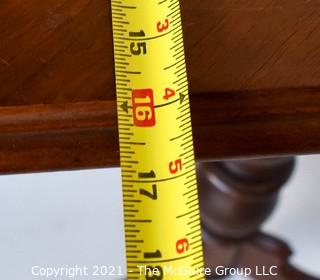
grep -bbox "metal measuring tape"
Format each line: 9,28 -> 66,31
111,0 -> 205,279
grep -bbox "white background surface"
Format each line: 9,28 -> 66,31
0,155 -> 319,279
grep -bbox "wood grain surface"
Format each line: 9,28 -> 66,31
0,0 -> 320,172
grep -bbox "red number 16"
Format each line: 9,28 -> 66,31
132,89 -> 156,127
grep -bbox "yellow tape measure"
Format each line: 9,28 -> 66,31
111,0 -> 205,279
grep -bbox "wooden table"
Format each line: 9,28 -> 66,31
1,0 -> 320,173
1,1 -> 319,279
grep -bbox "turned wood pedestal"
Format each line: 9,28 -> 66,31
1,1 -> 320,279
197,158 -> 319,279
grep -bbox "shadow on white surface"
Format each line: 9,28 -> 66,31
263,155 -> 320,277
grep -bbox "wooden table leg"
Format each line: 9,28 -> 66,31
197,157 -> 319,279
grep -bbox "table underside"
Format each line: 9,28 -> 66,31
0,0 -> 320,173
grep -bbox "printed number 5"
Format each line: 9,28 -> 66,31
169,159 -> 182,174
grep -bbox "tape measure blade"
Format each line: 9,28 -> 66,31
111,0 -> 205,279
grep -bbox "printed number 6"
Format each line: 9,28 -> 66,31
176,238 -> 189,254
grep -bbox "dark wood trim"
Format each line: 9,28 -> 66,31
0,101 -> 115,133
0,87 -> 319,174
192,87 -> 320,160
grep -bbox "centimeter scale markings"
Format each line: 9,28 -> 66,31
111,0 -> 205,279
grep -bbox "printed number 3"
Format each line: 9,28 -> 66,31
157,19 -> 169,33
